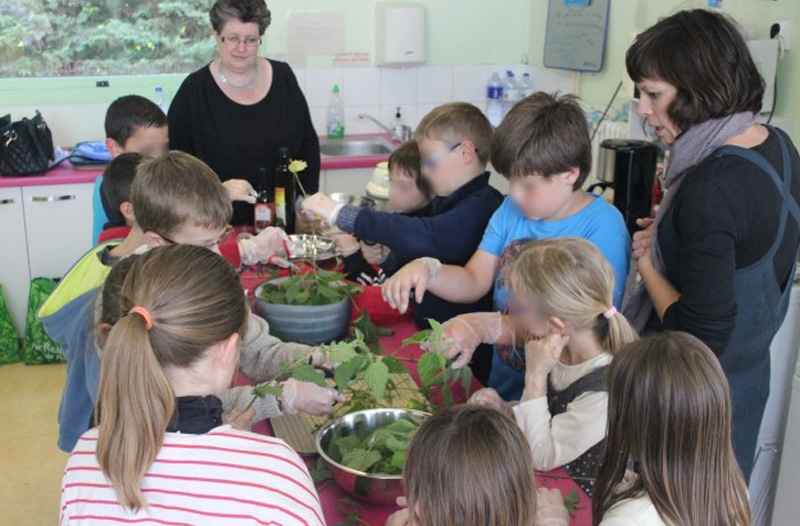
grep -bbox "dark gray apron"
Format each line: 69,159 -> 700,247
662,126 -> 800,481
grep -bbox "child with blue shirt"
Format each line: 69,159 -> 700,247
383,93 -> 631,400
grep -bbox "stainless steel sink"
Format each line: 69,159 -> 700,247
320,137 -> 396,157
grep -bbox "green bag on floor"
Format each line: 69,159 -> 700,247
0,285 -> 21,365
23,277 -> 64,365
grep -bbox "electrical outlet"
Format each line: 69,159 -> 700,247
772,20 -> 794,52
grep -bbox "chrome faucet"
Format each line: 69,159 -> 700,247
358,113 -> 412,142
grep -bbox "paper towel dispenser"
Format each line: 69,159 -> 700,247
376,2 -> 427,67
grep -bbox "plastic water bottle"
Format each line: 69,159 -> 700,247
502,71 -> 521,116
154,86 -> 169,114
327,84 -> 345,139
520,72 -> 535,98
485,72 -> 504,127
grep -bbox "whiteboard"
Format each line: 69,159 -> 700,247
544,0 -> 610,73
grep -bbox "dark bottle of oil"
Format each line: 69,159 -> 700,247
274,147 -> 295,233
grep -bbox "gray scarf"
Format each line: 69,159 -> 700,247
622,112 -> 759,330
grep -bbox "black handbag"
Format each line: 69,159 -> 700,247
0,111 -> 56,176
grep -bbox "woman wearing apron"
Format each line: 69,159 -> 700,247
623,9 -> 800,482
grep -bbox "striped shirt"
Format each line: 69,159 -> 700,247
60,425 -> 325,526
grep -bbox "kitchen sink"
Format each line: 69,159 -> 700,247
320,137 -> 396,157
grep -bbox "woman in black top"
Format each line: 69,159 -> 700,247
623,10 -> 800,482
169,0 -> 319,225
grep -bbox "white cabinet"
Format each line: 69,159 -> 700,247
0,187 -> 31,333
323,168 -> 375,196
22,183 -> 93,279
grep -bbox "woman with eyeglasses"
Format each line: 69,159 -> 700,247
169,0 -> 320,226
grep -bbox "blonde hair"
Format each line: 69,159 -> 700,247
95,245 -> 248,511
414,102 -> 493,166
507,237 -> 638,354
593,332 -> 752,526
404,405 -> 536,526
130,151 -> 232,237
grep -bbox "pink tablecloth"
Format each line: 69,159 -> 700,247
239,305 -> 592,526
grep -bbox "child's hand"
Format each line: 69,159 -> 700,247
385,508 -> 410,526
632,217 -> 655,260
223,405 -> 256,431
382,257 -> 442,314
535,488 -> 571,526
302,193 -> 344,226
239,227 -> 293,267
282,379 -> 346,416
362,242 -> 388,265
331,233 -> 360,257
437,313 -> 502,369
223,179 -> 258,204
468,388 -> 514,418
525,333 -> 568,377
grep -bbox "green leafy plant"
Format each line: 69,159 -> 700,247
257,268 -> 361,306
328,417 -> 421,475
563,489 -> 581,516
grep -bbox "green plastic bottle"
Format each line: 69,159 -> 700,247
326,84 -> 345,139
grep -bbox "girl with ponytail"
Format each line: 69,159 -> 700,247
61,245 -> 324,525
449,237 -> 637,497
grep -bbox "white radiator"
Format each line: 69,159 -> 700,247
587,121 -> 629,188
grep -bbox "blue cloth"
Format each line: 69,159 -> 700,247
479,194 -> 631,400
40,288 -> 102,452
337,172 -> 504,328
91,176 -> 108,245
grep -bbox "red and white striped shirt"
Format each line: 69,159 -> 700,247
61,425 -> 325,526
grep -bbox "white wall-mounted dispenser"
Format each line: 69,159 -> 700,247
375,2 -> 427,67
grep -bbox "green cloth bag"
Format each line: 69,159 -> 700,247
23,277 -> 64,365
0,285 -> 21,365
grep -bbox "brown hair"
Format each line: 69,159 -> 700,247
404,405 -> 536,526
101,153 -> 149,228
626,9 -> 764,132
130,151 -> 232,237
95,245 -> 248,512
414,103 -> 492,166
491,92 -> 592,189
508,238 -> 637,354
593,332 -> 751,526
388,140 -> 430,197
104,95 -> 167,147
210,0 -> 272,35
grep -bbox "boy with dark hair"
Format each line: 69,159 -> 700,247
97,152 -> 147,243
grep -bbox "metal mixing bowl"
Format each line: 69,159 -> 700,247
316,408 -> 430,504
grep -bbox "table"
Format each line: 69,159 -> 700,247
238,283 -> 593,525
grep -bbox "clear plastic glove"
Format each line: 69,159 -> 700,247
331,233 -> 360,257
223,405 -> 256,431
309,348 -> 335,370
525,333 -> 569,377
382,257 -> 442,314
302,192 -> 344,226
436,312 -> 503,369
468,387 -> 513,418
223,179 -> 257,204
239,227 -> 295,267
385,508 -> 410,526
535,488 -> 571,526
362,242 -> 389,265
281,378 -> 345,416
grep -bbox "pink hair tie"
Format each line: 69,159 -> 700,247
129,306 -> 153,331
603,306 -> 617,319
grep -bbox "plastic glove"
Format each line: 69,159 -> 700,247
382,257 -> 442,314
281,378 -> 345,416
385,508 -> 410,526
435,312 -> 503,369
239,227 -> 295,267
223,405 -> 256,431
309,348 -> 335,370
302,192 -> 344,226
361,242 -> 389,265
468,387 -> 513,418
535,488 -> 571,526
331,233 -> 361,257
223,179 -> 257,204
524,333 -> 569,378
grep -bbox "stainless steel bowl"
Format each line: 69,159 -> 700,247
287,234 -> 338,261
316,408 -> 430,504
330,192 -> 376,209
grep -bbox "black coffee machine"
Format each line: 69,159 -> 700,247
588,139 -> 659,235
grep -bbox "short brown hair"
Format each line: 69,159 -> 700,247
388,141 -> 430,197
491,92 -> 591,189
131,151 -> 232,236
404,405 -> 536,526
210,0 -> 272,35
626,10 -> 764,132
414,103 -> 492,166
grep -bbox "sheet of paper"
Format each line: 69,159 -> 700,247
287,11 -> 345,56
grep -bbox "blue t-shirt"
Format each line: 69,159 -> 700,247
91,175 -> 108,245
478,194 -> 631,399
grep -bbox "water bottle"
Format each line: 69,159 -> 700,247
154,86 -> 169,114
502,71 -> 521,117
520,72 -> 535,98
485,72 -> 504,127
327,84 -> 345,139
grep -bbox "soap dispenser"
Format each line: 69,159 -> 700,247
392,107 -> 412,142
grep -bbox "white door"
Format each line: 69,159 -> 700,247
22,183 -> 94,280
0,187 -> 31,333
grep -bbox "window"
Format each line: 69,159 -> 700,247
0,1 -> 215,78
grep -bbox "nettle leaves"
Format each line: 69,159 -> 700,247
258,269 -> 361,306
329,417 -> 421,475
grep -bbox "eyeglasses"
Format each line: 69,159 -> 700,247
157,225 -> 234,251
421,142 -> 476,171
220,35 -> 262,48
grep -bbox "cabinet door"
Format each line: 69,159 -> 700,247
325,168 -> 375,196
23,183 -> 94,280
0,187 -> 31,333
